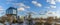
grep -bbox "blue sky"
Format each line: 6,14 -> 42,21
0,0 -> 60,18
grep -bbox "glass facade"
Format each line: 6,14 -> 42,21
6,7 -> 17,15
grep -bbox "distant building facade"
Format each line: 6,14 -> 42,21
6,7 -> 17,19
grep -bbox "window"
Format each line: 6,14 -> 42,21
13,9 -> 16,14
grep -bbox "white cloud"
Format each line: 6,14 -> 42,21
45,6 -> 50,8
56,0 -> 60,2
6,0 -> 17,5
45,5 -> 56,9
50,5 -> 56,8
46,0 -> 56,9
0,6 -> 5,16
19,3 -> 30,8
32,1 -> 42,7
6,0 -> 15,3
13,3 -> 30,8
48,11 -> 56,14
0,6 -> 3,11
32,1 -> 37,4
13,3 -> 30,11
0,8 -> 3,11
24,6 -> 30,8
47,0 -> 56,5
47,0 -> 50,2
50,0 -> 56,5
39,11 -> 47,15
46,11 -> 56,16
18,7 -> 25,11
19,3 -> 25,7
36,3 -> 42,7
